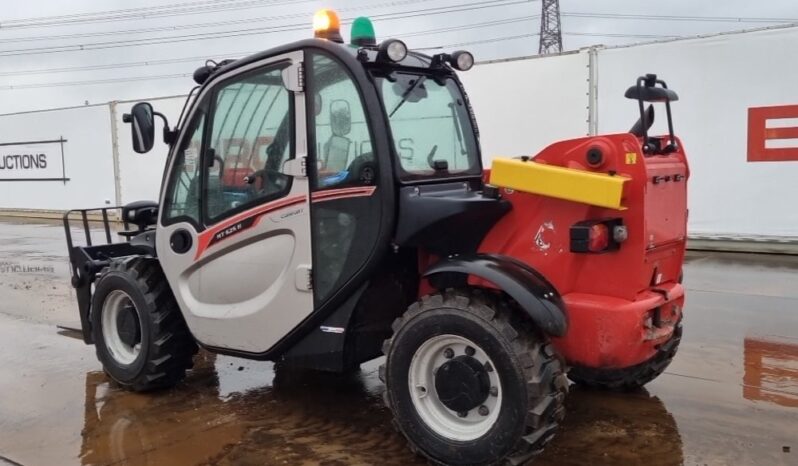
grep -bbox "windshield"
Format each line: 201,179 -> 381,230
377,73 -> 480,180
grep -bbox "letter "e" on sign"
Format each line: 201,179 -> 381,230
748,104 -> 798,162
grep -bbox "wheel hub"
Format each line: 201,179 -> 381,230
116,304 -> 141,347
434,355 -> 491,412
101,290 -> 142,365
407,334 -> 502,441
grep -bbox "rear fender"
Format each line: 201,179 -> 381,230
423,254 -> 567,336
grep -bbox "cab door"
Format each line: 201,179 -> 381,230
156,51 -> 314,354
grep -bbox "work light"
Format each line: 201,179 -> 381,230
378,39 -> 408,63
450,51 -> 475,71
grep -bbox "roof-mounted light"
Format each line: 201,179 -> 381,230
351,16 -> 376,46
377,39 -> 407,63
313,9 -> 343,43
450,50 -> 474,71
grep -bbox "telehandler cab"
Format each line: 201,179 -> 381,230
64,10 -> 687,465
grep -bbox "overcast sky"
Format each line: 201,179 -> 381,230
1,0 -> 797,113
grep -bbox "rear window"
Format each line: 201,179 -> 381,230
378,73 -> 481,180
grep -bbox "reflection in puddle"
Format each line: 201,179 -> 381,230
77,351 -> 688,466
537,387 -> 683,466
79,352 -> 419,466
744,336 -> 798,408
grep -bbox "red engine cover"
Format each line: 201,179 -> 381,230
477,133 -> 689,369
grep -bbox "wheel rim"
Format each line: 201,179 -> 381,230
101,290 -> 142,365
408,334 -> 502,441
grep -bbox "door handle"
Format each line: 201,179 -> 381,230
170,229 -> 193,254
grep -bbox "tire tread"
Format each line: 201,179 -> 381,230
381,289 -> 568,465
93,257 -> 197,392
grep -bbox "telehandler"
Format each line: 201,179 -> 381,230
64,10 -> 687,465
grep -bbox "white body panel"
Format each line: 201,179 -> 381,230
158,202 -> 313,352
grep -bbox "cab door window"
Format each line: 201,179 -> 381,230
308,52 -> 380,304
310,54 -> 376,190
204,65 -> 294,223
162,110 -> 205,225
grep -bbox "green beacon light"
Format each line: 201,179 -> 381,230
351,17 -> 377,46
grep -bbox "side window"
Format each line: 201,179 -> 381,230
310,53 -> 376,190
162,111 -> 205,225
204,65 -> 293,223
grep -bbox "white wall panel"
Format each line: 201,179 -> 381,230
596,26 -> 798,238
461,52 -> 590,164
0,105 -> 115,211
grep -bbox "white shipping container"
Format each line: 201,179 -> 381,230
0,105 -> 116,211
595,25 -> 798,239
461,51 -> 591,163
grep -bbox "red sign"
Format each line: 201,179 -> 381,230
748,104 -> 798,162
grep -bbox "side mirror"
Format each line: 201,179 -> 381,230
330,99 -> 351,137
123,102 -> 156,154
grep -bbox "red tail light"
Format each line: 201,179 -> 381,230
570,219 -> 624,253
588,224 -> 609,251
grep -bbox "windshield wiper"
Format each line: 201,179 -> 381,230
448,102 -> 466,155
389,75 -> 426,118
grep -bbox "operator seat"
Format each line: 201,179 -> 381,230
323,101 -> 352,172
121,200 -> 158,231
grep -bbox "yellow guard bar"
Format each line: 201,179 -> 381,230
489,158 -> 628,210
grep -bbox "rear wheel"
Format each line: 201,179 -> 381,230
91,257 -> 197,391
568,321 -> 682,390
381,290 -> 567,465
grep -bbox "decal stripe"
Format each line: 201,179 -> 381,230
195,195 -> 305,259
193,186 -> 376,259
311,186 -> 376,203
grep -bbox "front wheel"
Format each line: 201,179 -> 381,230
381,290 -> 568,465
91,257 -> 198,391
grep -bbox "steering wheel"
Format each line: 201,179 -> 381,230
243,167 -> 287,195
345,153 -> 377,186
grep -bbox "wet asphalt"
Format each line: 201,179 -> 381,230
0,218 -> 796,466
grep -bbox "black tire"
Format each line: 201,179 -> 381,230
568,321 -> 682,391
380,290 -> 568,466
91,257 -> 198,391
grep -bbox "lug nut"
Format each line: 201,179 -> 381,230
443,348 -> 454,359
489,386 -> 498,397
478,405 -> 489,416
457,411 -> 468,418
465,346 -> 475,356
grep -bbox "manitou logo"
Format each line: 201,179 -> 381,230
748,104 -> 798,162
